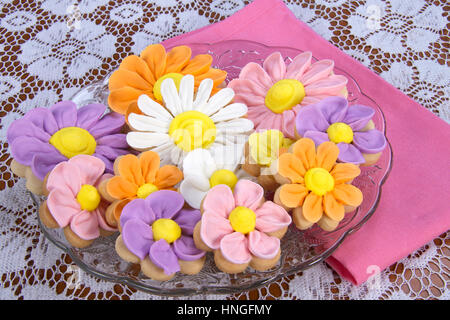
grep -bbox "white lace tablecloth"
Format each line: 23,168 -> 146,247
0,0 -> 448,300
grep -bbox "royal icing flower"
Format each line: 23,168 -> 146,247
295,96 -> 387,165
126,74 -> 254,167
39,155 -> 117,248
116,190 -> 205,281
194,179 -> 292,273
7,101 -> 128,182
179,145 -> 247,209
228,51 -> 348,138
274,138 -> 363,231
100,150 -> 183,226
108,44 -> 227,115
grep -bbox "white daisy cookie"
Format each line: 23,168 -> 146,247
126,74 -> 254,167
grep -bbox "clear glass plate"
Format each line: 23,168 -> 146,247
31,40 -> 393,296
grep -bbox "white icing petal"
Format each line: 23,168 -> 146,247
161,78 -> 182,116
211,144 -> 244,171
179,74 -> 194,111
216,118 -> 254,134
200,87 -> 235,116
137,94 -> 173,121
179,177 -> 210,209
169,145 -> 184,167
128,113 -> 169,133
193,78 -> 213,111
210,103 -> 248,122
126,132 -> 171,149
182,148 -> 217,179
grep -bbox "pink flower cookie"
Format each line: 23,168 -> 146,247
228,51 -> 348,139
39,155 -> 117,248
193,179 -> 292,273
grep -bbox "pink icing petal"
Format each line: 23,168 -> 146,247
202,184 -> 235,219
300,95 -> 323,106
255,200 -> 292,233
50,101 -> 78,129
239,62 -> 273,90
263,52 -> 286,83
281,109 -> 297,139
304,75 -> 348,96
228,79 -> 266,106
233,179 -> 264,211
70,210 -> 100,241
285,51 -> 312,80
47,189 -> 81,228
300,60 -> 335,86
94,202 -> 117,232
219,232 -> 252,264
248,230 -> 280,260
46,161 -> 81,195
200,210 -> 233,250
68,155 -> 105,185
247,105 -> 275,126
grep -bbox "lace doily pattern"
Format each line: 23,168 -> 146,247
0,0 -> 448,300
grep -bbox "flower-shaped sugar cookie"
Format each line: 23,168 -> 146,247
126,74 -> 254,167
39,155 -> 117,248
228,51 -> 348,139
193,179 -> 292,273
115,190 -> 205,281
273,138 -> 363,231
7,101 -> 128,195
98,150 -> 183,227
108,44 -> 227,116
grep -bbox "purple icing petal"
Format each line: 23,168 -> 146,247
122,219 -> 153,260
9,136 -> 60,167
76,103 -> 107,131
337,143 -> 365,165
120,198 -> 156,228
7,118 -> 51,143
173,236 -> 205,261
31,151 -> 68,180
22,108 -> 59,135
50,101 -> 78,129
353,130 -> 387,154
145,190 -> 184,220
317,96 -> 348,124
92,152 -> 114,174
149,239 -> 180,275
173,208 -> 202,236
295,104 -> 330,136
343,104 -> 375,131
89,112 -> 125,139
303,130 -> 330,146
96,133 -> 129,149
94,144 -> 129,161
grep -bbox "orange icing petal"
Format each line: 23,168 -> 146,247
323,192 -> 345,221
194,68 -> 227,87
117,154 -> 145,186
316,141 -> 339,172
140,44 -> 167,80
165,45 -> 192,73
139,150 -> 160,183
278,184 -> 309,208
113,198 -> 133,223
302,193 -> 323,223
108,87 -> 143,114
292,138 -> 316,170
106,176 -> 138,200
154,165 -> 183,189
330,163 -> 361,184
278,153 -> 306,183
108,68 -> 152,92
332,183 -> 363,207
112,55 -> 155,86
182,54 -> 213,76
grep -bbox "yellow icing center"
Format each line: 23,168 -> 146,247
153,72 -> 184,102
152,218 -> 182,244
228,206 -> 256,234
265,79 -> 305,114
136,183 -> 158,199
169,110 -> 216,152
76,184 -> 101,211
248,129 -> 293,166
209,169 -> 238,189
304,168 -> 335,196
49,127 -> 96,159
327,122 -> 354,144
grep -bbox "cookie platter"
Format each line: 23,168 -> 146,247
24,41 -> 393,296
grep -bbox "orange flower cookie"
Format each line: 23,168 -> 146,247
108,44 -> 227,117
98,150 -> 183,227
273,138 -> 363,231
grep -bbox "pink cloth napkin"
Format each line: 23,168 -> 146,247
163,0 -> 450,285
